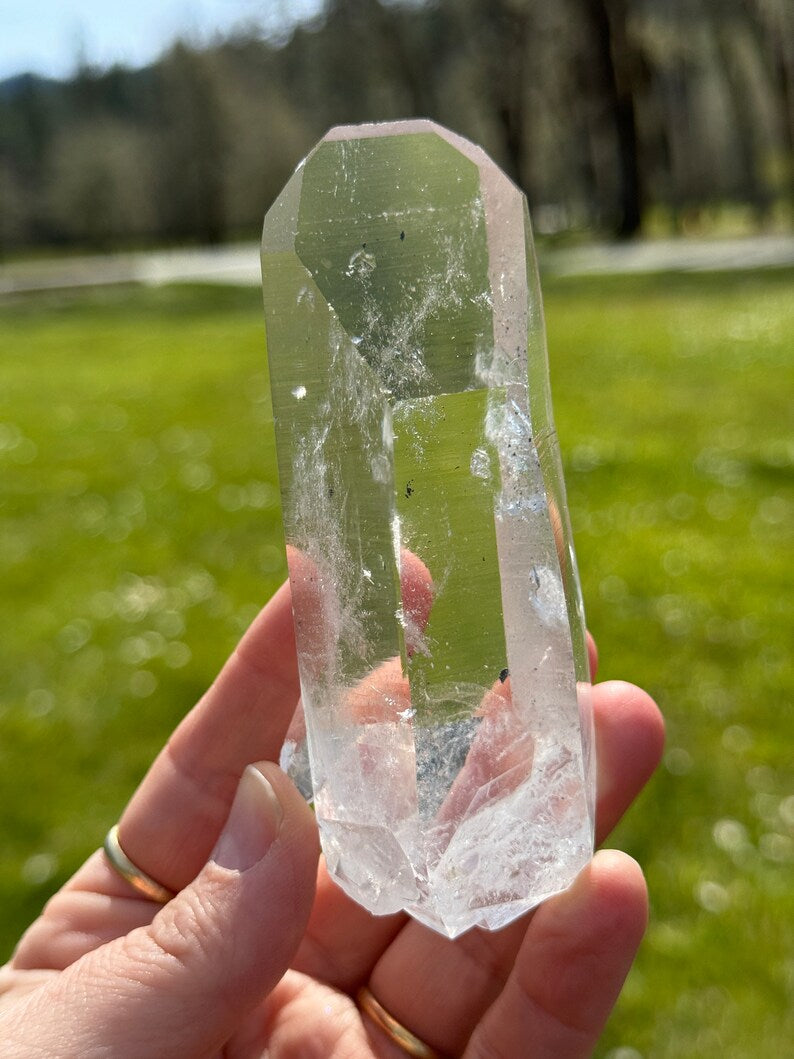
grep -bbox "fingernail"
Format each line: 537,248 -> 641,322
212,764 -> 284,872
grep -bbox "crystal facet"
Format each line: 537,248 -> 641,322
261,120 -> 595,938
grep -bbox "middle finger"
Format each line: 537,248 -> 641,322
362,679 -> 664,1055
294,679 -> 663,1019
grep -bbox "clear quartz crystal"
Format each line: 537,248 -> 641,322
261,120 -> 594,939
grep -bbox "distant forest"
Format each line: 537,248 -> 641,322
1,0 -> 791,253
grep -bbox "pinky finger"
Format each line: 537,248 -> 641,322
464,850 -> 647,1059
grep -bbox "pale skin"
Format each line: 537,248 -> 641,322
0,577 -> 664,1057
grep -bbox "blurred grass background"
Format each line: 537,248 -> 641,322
1,269 -> 792,1056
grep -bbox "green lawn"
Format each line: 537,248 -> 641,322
1,271 -> 792,1056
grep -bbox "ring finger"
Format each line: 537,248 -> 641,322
349,679 -> 664,1057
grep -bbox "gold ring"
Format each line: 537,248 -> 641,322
103,824 -> 175,904
357,986 -> 443,1059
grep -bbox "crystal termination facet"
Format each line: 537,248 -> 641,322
262,120 -> 594,939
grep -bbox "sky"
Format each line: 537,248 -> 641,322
0,0 -> 324,81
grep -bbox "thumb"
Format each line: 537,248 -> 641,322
10,763 -> 319,1058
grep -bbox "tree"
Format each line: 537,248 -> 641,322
574,0 -> 644,236
46,121 -> 157,247
156,44 -> 229,244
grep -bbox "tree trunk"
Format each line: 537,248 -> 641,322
581,0 -> 643,237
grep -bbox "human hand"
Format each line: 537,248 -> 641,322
0,579 -> 663,1057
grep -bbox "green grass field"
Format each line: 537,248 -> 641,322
1,270 -> 792,1056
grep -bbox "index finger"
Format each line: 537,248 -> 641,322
115,578 -> 301,892
110,541 -> 435,896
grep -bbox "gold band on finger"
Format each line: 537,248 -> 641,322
357,986 -> 443,1059
103,824 -> 175,904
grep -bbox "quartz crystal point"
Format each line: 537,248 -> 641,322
261,120 -> 594,938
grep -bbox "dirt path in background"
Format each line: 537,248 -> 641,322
2,234 -> 792,295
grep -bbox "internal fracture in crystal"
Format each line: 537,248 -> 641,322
262,120 -> 594,938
